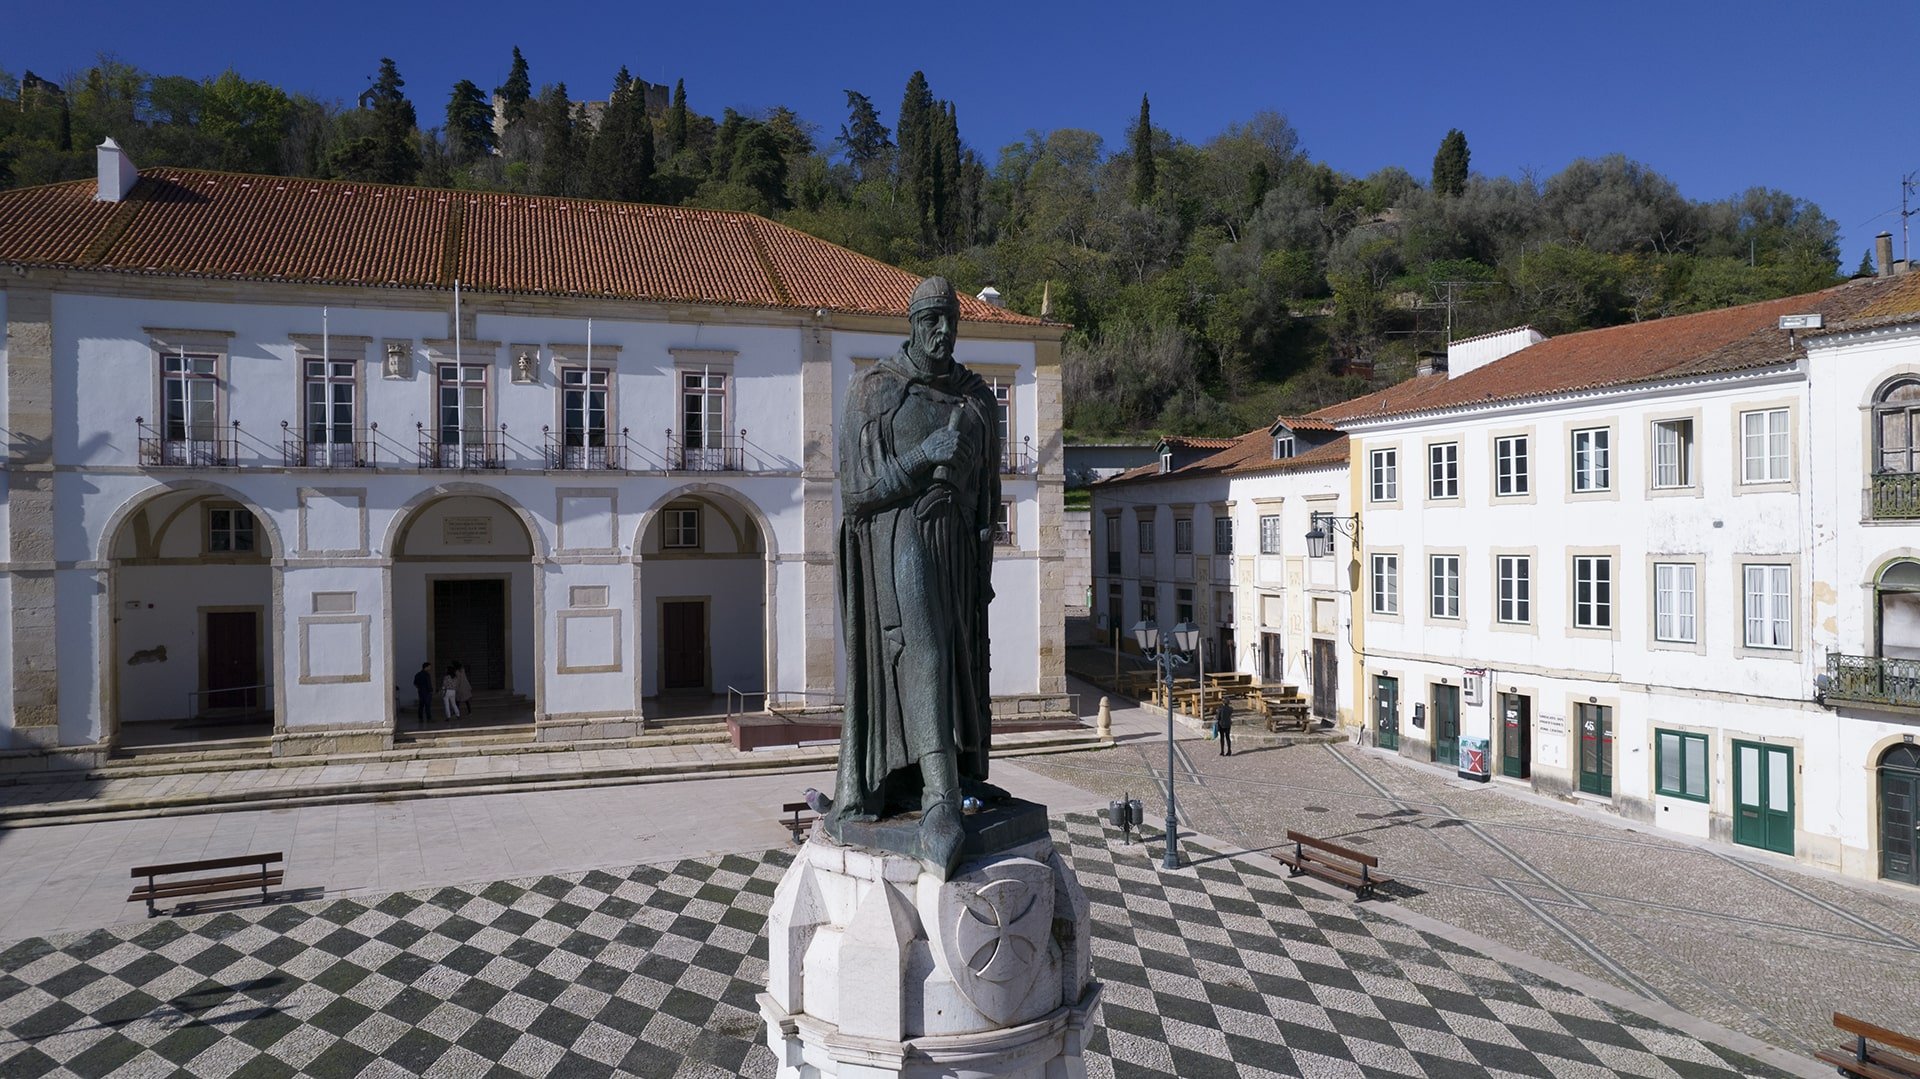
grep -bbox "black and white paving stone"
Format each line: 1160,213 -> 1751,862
0,814 -> 1795,1078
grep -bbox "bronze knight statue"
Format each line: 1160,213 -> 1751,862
823,276 -> 1007,879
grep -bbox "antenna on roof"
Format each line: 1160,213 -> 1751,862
1903,172 -> 1918,266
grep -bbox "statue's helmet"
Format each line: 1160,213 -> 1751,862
909,276 -> 960,319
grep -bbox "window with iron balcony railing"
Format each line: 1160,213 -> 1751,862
1824,652 -> 1920,709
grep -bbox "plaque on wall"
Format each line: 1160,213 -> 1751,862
443,516 -> 493,545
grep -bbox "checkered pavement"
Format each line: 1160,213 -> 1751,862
0,814 -> 1794,1078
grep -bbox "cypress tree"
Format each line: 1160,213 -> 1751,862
369,58 -> 419,184
897,71 -> 935,243
838,90 -> 892,184
1858,249 -> 1878,277
533,83 -> 576,196
445,79 -> 493,163
1432,128 -> 1469,197
497,47 -> 531,127
667,78 -> 688,155
1130,93 -> 1155,206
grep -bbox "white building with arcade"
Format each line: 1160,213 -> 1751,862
0,142 -> 1067,767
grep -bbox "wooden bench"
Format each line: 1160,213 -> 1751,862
1816,1012 -> 1920,1079
1273,830 -> 1392,900
129,853 -> 285,917
780,801 -> 819,844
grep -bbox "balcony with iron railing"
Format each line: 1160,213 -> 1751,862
282,421 -> 376,468
1823,652 -> 1920,709
542,425 -> 627,471
1871,472 -> 1920,520
419,423 -> 507,470
1002,437 -> 1036,475
665,428 -> 749,472
137,418 -> 239,467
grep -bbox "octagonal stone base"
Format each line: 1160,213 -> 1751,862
759,808 -> 1099,1078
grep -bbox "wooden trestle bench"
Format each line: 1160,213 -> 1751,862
129,853 -> 285,917
1273,830 -> 1392,900
1816,1012 -> 1920,1079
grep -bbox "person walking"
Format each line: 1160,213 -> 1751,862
412,662 -> 434,725
441,668 -> 461,721
453,661 -> 473,718
1215,698 -> 1234,757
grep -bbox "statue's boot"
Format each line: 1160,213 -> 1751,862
916,750 -> 966,879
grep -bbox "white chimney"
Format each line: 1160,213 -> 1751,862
975,284 -> 1005,308
96,137 -> 138,202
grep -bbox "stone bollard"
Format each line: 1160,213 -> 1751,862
1096,697 -> 1112,741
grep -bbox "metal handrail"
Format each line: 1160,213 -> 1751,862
542,424 -> 626,470
282,421 -> 376,468
666,427 -> 749,472
419,422 -> 507,469
1824,653 -> 1920,707
136,418 -> 239,467
187,682 -> 273,719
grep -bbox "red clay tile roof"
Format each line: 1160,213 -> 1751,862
1272,415 -> 1339,434
1325,275 -> 1913,423
1835,271 -> 1920,328
0,168 -> 1041,325
1160,435 -> 1239,450
1099,428 -> 1349,487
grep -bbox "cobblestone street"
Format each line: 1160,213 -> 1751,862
1017,731 -> 1920,1057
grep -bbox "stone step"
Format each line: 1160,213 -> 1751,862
0,728 -> 1110,827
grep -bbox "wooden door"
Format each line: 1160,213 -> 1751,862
1311,639 -> 1336,722
1432,684 -> 1459,766
1375,676 -> 1399,750
1734,741 -> 1794,855
434,579 -> 506,692
1260,632 -> 1284,683
1501,694 -> 1531,779
204,611 -> 259,711
662,600 -> 707,690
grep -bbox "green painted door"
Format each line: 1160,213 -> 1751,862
1432,684 -> 1459,765
1577,703 -> 1612,796
1500,694 -> 1531,779
1881,745 -> 1920,885
1375,676 -> 1399,750
1733,741 -> 1794,855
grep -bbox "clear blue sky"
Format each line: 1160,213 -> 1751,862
9,1 -> 1917,265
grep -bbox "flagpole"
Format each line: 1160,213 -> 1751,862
586,316 -> 594,457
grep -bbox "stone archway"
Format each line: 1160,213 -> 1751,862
103,482 -> 283,751
388,492 -> 541,736
633,485 -> 776,714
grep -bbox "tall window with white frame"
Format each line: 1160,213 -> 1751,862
1497,555 -> 1530,623
437,362 -> 489,467
1652,419 -> 1693,489
994,501 -> 1014,546
1371,553 -> 1398,615
1429,443 -> 1459,499
988,374 -> 1016,471
1573,555 -> 1612,629
1139,584 -> 1157,626
1137,517 -> 1155,555
1106,516 -> 1121,574
1741,408 -> 1790,484
1272,432 -> 1294,459
304,353 -> 356,466
1174,517 -> 1193,554
1430,555 -> 1460,618
208,506 -> 256,553
1743,563 -> 1791,649
1213,517 -> 1233,556
1370,448 -> 1398,502
1177,587 -> 1195,624
161,351 -> 221,465
1494,436 -> 1529,496
1259,514 -> 1283,555
560,366 -> 611,468
1572,428 -> 1611,492
680,369 -> 730,470
1653,563 -> 1696,643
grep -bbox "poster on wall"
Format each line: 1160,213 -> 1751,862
1458,734 -> 1490,782
1535,713 -> 1568,767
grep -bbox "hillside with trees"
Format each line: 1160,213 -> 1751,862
0,55 -> 1851,438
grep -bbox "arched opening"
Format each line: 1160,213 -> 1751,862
1877,560 -> 1920,661
1878,742 -> 1920,885
391,493 -> 538,738
107,486 -> 277,752
1875,378 -> 1920,474
636,488 -> 772,720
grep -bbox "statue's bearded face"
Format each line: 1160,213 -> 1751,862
909,306 -> 957,372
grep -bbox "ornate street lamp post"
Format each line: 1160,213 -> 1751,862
1132,618 -> 1201,869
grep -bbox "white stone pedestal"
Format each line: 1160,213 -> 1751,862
758,824 -> 1100,1079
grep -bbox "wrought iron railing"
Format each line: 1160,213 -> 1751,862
282,421 -> 375,468
1871,473 -> 1920,519
418,423 -> 506,469
543,425 -> 626,470
1003,437 -> 1036,475
188,682 -> 273,719
1825,653 -> 1920,708
666,428 -> 747,471
137,418 -> 238,467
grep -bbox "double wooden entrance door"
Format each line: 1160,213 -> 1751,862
661,600 -> 707,690
1311,639 -> 1337,722
433,579 -> 506,693
1733,741 -> 1794,856
203,610 -> 260,712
